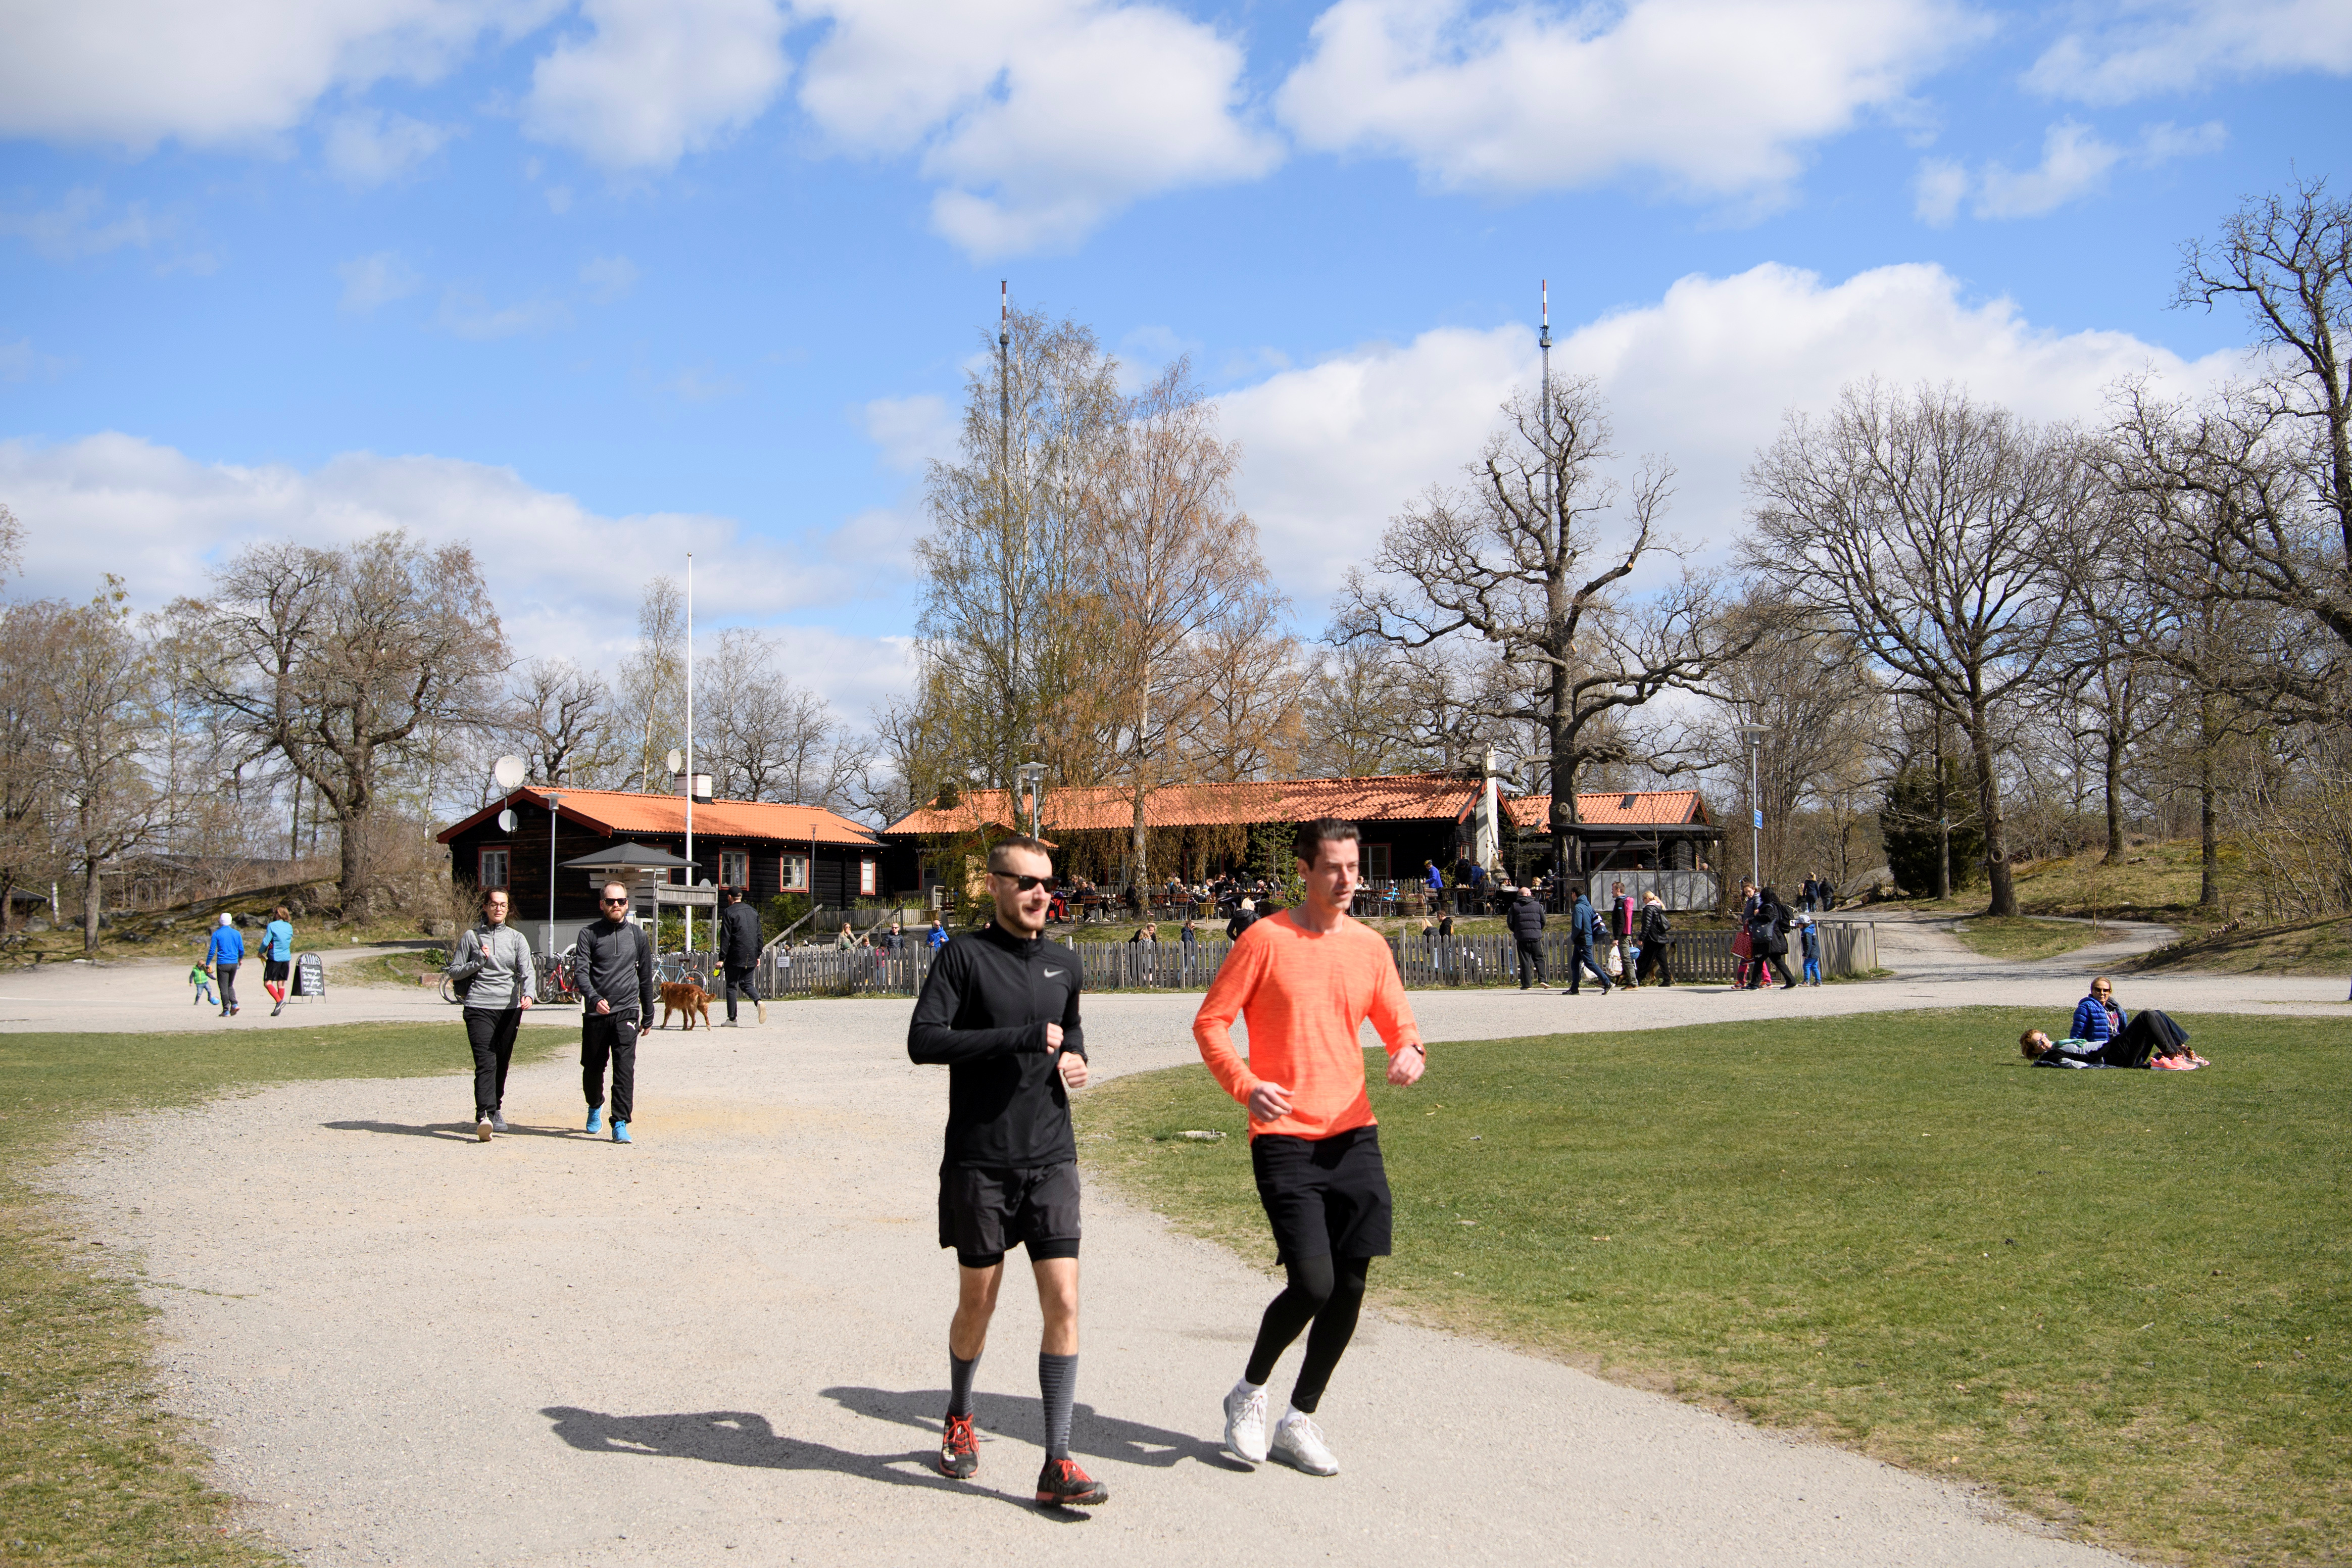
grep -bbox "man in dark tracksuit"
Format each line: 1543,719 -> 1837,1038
577,881 -> 655,1143
907,834 -> 1106,1509
1566,884 -> 1613,996
717,887 -> 765,1026
1505,886 -> 1547,989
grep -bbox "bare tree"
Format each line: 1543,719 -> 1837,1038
699,628 -> 869,807
174,531 -> 507,916
1743,382 -> 2095,917
0,596 -> 63,933
614,576 -> 685,794
506,657 -> 616,788
53,581 -> 167,951
1335,379 -> 1755,878
2166,178 -> 2352,657
1080,360 -> 1290,897
0,502 -> 22,588
1697,615 -> 1881,889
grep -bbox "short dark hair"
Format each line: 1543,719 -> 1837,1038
725,886 -> 743,900
1293,817 -> 1361,865
988,835 -> 1052,874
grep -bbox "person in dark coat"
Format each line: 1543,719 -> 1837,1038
1504,886 -> 1547,989
717,886 -> 766,1026
1635,890 -> 1675,987
1565,884 -> 1612,996
1752,887 -> 1798,990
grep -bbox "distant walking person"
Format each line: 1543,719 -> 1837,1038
1635,891 -> 1675,987
1798,912 -> 1823,986
188,956 -> 215,1007
445,888 -> 535,1141
1609,881 -> 1638,990
577,882 -> 655,1144
260,904 -> 295,1016
205,912 -> 243,1018
1566,884 -> 1611,996
1196,818 -> 1426,1477
1505,884 -> 1547,989
928,915 -> 951,952
1755,888 -> 1798,990
718,887 -> 766,1027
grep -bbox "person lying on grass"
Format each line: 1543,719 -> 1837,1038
2021,1019 -> 2207,1070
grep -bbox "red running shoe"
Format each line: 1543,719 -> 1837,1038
938,1412 -> 978,1479
1035,1456 -> 1108,1506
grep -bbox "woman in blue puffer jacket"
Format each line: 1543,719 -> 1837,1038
2072,976 -> 2124,1044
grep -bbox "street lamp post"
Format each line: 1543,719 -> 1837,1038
544,791 -> 564,961
1735,724 -> 1772,892
1016,761 -> 1045,840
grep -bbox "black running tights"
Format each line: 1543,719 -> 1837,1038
1244,1254 -> 1370,1414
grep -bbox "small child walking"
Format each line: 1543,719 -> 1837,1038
1797,913 -> 1823,987
189,961 -> 215,1007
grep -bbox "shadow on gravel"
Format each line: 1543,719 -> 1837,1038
540,1406 -> 1083,1520
322,1119 -> 584,1141
822,1384 -> 1249,1475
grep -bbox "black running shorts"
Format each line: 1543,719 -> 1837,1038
1252,1124 -> 1393,1262
938,1160 -> 1082,1269
263,959 -> 290,983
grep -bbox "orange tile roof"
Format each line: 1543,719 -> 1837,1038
1506,790 -> 1710,828
438,787 -> 879,847
883,774 -> 1487,838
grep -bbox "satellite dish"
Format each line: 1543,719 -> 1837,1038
665,748 -> 684,774
492,755 -> 526,791
497,808 -> 518,834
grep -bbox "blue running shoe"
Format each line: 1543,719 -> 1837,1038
611,1121 -> 631,1144
585,1106 -> 603,1134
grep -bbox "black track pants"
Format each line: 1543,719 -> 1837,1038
1243,1253 -> 1371,1415
465,1007 -> 521,1117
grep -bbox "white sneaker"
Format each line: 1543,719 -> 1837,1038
1222,1380 -> 1269,1463
489,1112 -> 508,1133
475,1117 -> 493,1142
1270,1409 -> 1338,1476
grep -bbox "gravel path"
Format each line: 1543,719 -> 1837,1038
40,919 -> 2344,1565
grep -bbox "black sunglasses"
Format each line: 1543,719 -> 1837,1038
994,873 -> 1052,893
599,897 -> 629,906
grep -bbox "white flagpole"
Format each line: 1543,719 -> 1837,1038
685,554 -> 695,954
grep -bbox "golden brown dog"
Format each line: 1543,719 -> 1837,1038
658,978 -> 712,1031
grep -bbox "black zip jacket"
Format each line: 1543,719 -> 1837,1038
718,901 -> 763,966
576,918 -> 654,1015
907,920 -> 1087,1167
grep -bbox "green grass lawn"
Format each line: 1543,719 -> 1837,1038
1948,916 -> 2112,963
1080,1009 -> 2349,1567
2134,916 -> 2352,981
0,1023 -> 567,1565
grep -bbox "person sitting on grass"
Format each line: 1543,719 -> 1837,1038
2020,1019 -> 2207,1070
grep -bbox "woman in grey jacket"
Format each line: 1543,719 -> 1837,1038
445,888 -> 536,1142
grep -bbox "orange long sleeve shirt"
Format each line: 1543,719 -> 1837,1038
1193,910 -> 1423,1140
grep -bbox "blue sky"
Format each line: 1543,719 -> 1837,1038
2,0 -> 2346,719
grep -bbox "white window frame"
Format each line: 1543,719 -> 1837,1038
859,858 -> 878,897
720,850 -> 749,889
478,847 -> 510,889
782,854 -> 809,891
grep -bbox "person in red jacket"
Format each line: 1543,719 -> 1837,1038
1194,817 -> 1425,1478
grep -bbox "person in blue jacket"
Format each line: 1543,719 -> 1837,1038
2072,977 -> 2124,1044
1565,883 -> 1612,996
204,912 -> 245,1018
260,904 -> 295,1016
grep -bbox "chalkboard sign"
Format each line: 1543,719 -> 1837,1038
292,951 -> 326,998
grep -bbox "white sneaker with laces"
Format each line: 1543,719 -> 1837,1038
1270,1409 -> 1338,1476
1222,1380 -> 1269,1463
490,1112 -> 509,1133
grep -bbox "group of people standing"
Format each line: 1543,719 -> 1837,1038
908,818 -> 1424,1506
1500,878 -> 1677,993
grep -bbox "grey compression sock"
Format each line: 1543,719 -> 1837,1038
1038,1352 -> 1077,1460
948,1353 -> 979,1419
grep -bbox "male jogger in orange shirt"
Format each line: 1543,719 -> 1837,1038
1194,817 -> 1426,1476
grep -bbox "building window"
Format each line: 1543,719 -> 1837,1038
720,850 -> 749,889
478,848 -> 510,889
782,854 -> 809,891
859,858 -> 878,897
1362,843 -> 1391,880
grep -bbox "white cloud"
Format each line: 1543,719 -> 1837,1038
859,394 -> 958,473
798,0 -> 1280,255
1212,261 -> 2245,610
323,108 -> 456,184
1274,0 -> 1979,199
0,187 -> 160,261
524,0 -> 790,169
0,431 -> 910,713
578,253 -> 638,302
1974,119 -> 2122,219
0,0 -> 563,150
337,250 -> 425,312
0,339 -> 73,382
1915,117 -> 2226,225
436,287 -> 573,338
2027,0 -> 2352,105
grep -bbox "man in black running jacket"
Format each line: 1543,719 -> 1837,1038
907,834 -> 1106,1508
